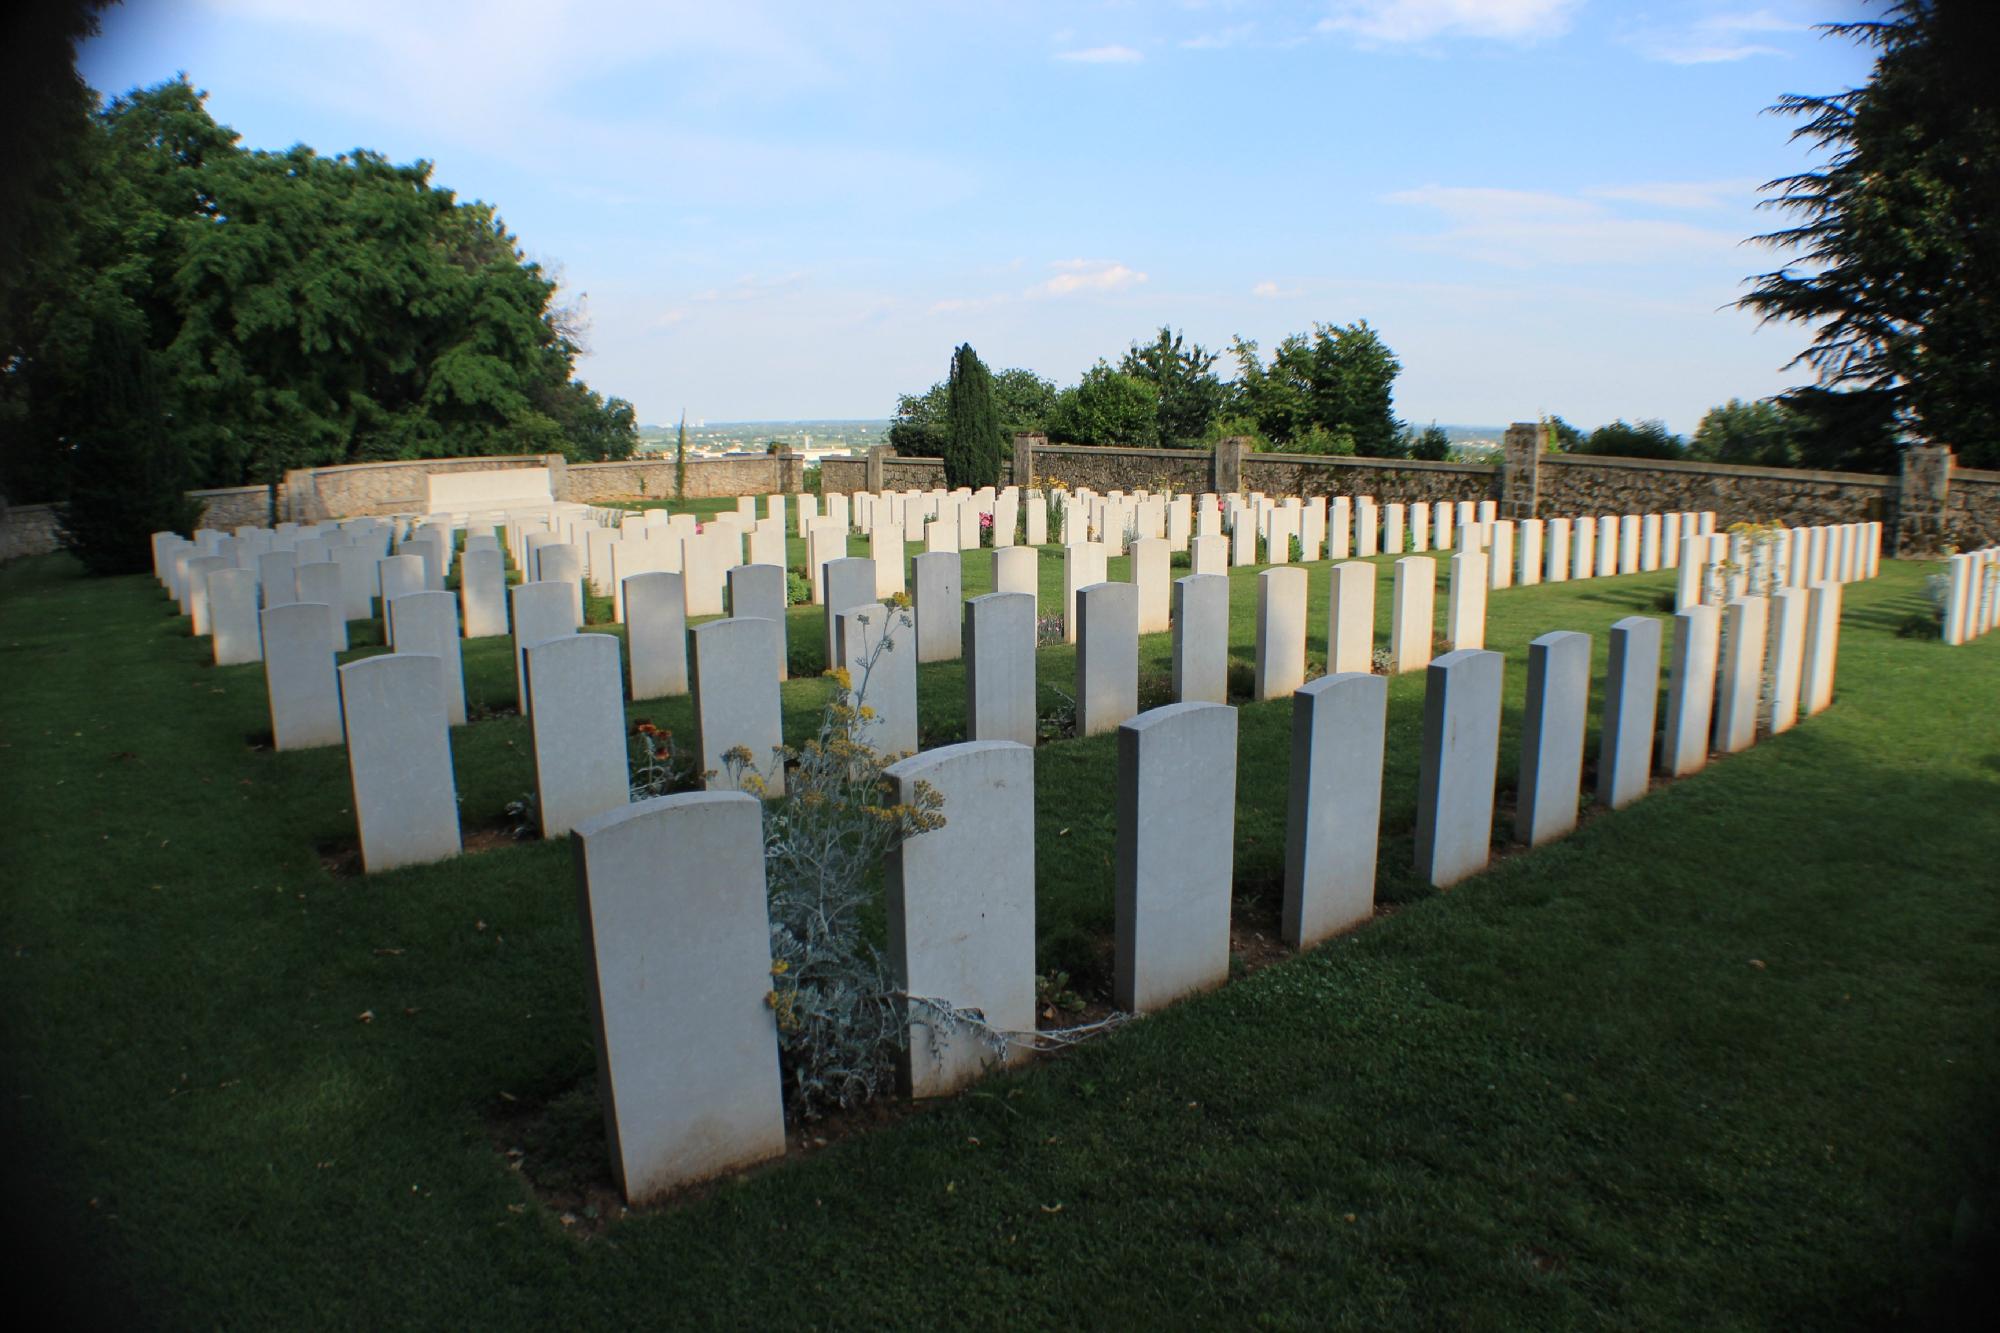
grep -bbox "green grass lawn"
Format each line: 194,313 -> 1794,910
3,522 -> 1998,1328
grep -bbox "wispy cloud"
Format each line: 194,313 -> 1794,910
1385,184 -> 1743,267
1584,178 -> 1760,209
1181,24 -> 1256,50
1055,44 -> 1145,64
1626,7 -> 1805,64
1034,260 -> 1149,296
1318,0 -> 1580,45
1251,280 -> 1300,298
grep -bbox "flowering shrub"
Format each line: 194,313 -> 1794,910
752,596 -> 949,1120
628,720 -> 702,800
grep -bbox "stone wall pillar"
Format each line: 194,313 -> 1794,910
544,453 -> 571,503
1894,444 -> 1952,556
1500,422 -> 1540,519
866,444 -> 890,493
776,449 -> 804,495
1013,433 -> 1043,489
1214,436 -> 1250,495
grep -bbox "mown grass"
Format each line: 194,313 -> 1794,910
2,520 -> 1997,1328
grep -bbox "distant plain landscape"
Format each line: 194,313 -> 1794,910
635,420 -> 1508,458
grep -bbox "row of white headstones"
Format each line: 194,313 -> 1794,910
145,499 -> 1881,1205
1941,547 -> 2000,645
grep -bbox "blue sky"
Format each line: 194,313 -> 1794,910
80,1 -> 1880,433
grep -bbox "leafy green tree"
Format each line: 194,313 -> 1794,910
1574,419 -> 1686,459
991,367 -> 1058,437
942,343 -> 1002,488
1409,422 -> 1452,461
2,77 -> 635,501
1119,327 -> 1225,447
1228,321 -> 1404,456
1048,364 -> 1159,447
1690,398 -> 1806,467
1740,0 -> 2000,468
891,365 -> 1054,458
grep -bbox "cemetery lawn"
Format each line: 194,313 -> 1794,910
4,543 -> 1999,1327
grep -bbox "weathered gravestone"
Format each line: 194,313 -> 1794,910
883,741 -> 1036,1097
1254,567 -> 1308,701
727,564 -> 788,682
390,590 -> 468,726
626,571 -> 690,701
1328,560 -> 1375,675
338,653 -> 460,873
1171,574 -> 1229,706
1116,702 -> 1238,1013
1517,631 -> 1589,846
1598,616 -> 1661,810
571,791 -> 787,1205
295,562 -> 349,650
527,633 -> 630,839
459,549 -> 508,639
1713,596 -> 1769,754
1076,581 -> 1140,737
1283,673 -> 1386,949
838,602 -> 918,759
208,567 -> 263,666
691,617 -> 784,794
1389,556 -> 1435,675
1414,648 -> 1502,889
262,602 -> 343,751
1661,605 -> 1720,776
965,592 -> 1037,747
511,581 -> 581,716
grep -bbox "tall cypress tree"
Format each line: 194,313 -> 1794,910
943,343 -> 1001,489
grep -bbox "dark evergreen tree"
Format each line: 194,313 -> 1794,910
942,343 -> 1002,488
57,309 -> 198,574
1741,0 -> 2000,468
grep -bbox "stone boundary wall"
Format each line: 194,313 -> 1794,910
820,454 -> 955,494
1034,445 -> 1211,494
0,502 -> 61,561
283,455 -> 561,522
1538,454 -> 1894,530
564,454 -> 803,503
1947,469 -> 2000,551
1243,454 -> 1498,504
192,485 -> 275,530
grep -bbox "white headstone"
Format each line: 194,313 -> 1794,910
460,548 -> 508,638
913,550 -> 962,664
821,556 -> 877,668
510,581 -> 581,716
261,602 -> 344,750
1661,605 -> 1720,777
1132,537 -> 1172,635
1171,574 -> 1229,705
1517,630 -> 1589,846
1389,556 -> 1435,675
526,633 -> 629,838
1115,702 -> 1238,1013
1061,542 -> 1108,645
838,601 -> 918,759
727,564 -> 788,683
1801,581 -> 1842,716
626,571 -> 690,700
691,617 -> 785,794
1414,648 -> 1502,888
1077,581 -> 1140,736
883,741 -> 1036,1097
1598,616 -> 1661,809
571,790 -> 786,1204
1282,673 -> 1386,949
338,653 -> 459,872
1447,550 -> 1487,652
1254,567 -> 1308,701
1328,560 -> 1375,675
965,591 -> 1037,747
209,567 -> 263,665
390,590 -> 467,726
1713,596 -> 1769,754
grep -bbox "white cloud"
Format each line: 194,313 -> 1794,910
1628,7 -> 1806,64
1182,24 -> 1257,50
1385,184 -> 1743,267
1055,45 -> 1145,63
1317,0 -> 1580,45
1034,260 -> 1149,296
1251,280 -> 1301,298
1584,179 -> 1759,210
